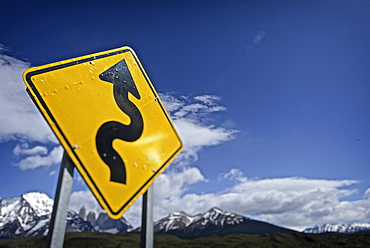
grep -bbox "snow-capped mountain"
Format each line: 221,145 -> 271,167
153,207 -> 296,239
154,207 -> 244,233
0,192 -> 132,238
304,223 -> 370,234
0,192 -> 93,238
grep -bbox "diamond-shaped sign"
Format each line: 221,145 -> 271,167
23,47 -> 182,218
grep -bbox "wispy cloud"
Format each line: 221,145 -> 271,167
0,46 -> 56,143
13,143 -> 48,156
14,145 -> 63,170
219,168 -> 246,182
0,47 -> 62,170
160,93 -> 237,167
365,188 -> 370,198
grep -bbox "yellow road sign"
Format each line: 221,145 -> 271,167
23,47 -> 182,218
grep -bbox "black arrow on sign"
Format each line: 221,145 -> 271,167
96,59 -> 144,184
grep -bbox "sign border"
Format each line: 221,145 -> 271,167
23,47 -> 183,216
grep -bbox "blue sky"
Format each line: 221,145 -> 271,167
0,0 -> 369,230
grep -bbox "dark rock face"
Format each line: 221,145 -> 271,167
94,212 -> 132,233
86,211 -> 96,226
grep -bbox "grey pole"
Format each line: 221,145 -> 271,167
140,185 -> 154,248
46,151 -> 74,248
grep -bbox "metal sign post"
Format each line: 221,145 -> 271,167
46,151 -> 74,248
141,185 -> 154,248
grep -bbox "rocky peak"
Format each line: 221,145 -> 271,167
86,211 -> 96,226
79,206 -> 86,221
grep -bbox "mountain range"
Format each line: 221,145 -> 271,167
153,208 -> 370,238
1,192 -> 370,239
152,207 -> 296,239
303,223 -> 370,234
0,192 -> 132,238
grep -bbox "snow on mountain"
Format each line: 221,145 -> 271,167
0,192 -> 54,237
22,192 -> 53,216
0,192 -> 132,238
200,207 -> 246,226
304,223 -> 370,234
154,207 -> 247,233
154,210 -> 201,232
153,207 -> 295,239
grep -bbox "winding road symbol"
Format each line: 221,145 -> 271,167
96,59 -> 144,184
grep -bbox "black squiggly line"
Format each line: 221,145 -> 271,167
96,59 -> 143,184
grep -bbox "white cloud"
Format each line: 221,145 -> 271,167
161,93 -> 227,119
158,93 -> 184,112
69,169 -> 370,231
175,119 -> 235,148
154,167 -> 207,200
13,143 -> 48,156
160,93 -> 237,167
365,188 -> 370,198
219,168 -> 246,182
69,166 -> 207,228
0,48 -> 61,171
193,94 -> 222,105
0,47 -> 56,143
73,169 -> 369,231
164,174 -> 367,232
15,145 -> 63,170
69,190 -> 105,216
173,103 -> 209,118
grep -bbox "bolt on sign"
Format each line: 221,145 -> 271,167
23,47 -> 183,218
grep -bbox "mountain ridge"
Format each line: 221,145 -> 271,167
0,192 -> 132,238
3,192 -> 370,239
304,223 -> 370,234
152,207 -> 296,239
